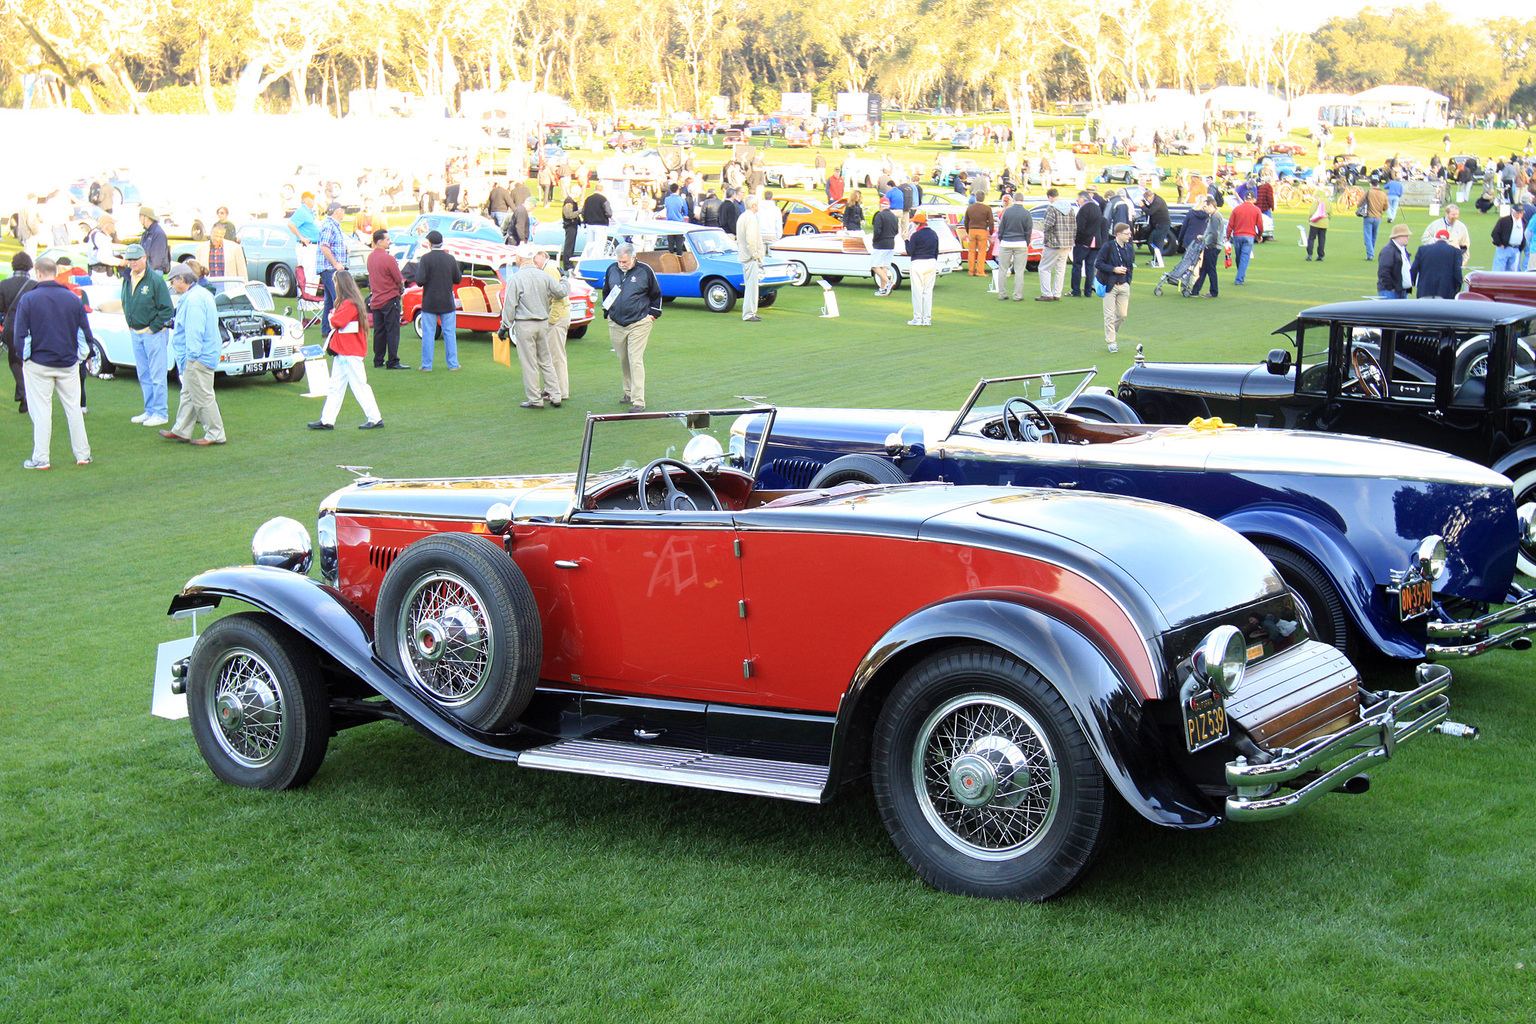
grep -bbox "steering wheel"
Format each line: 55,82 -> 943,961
637,459 -> 723,512
1350,347 -> 1388,399
1000,397 -> 1059,444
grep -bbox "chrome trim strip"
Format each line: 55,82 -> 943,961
1426,620 -> 1536,658
1224,663 -> 1451,822
517,739 -> 829,803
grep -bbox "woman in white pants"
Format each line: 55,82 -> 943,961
309,271 -> 384,430
906,211 -> 940,326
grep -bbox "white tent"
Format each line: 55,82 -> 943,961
1352,86 -> 1450,129
1290,92 -> 1360,126
1199,86 -> 1288,127
1089,93 -> 1203,139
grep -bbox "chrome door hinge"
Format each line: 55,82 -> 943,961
734,538 -> 742,557
743,658 -> 755,679
738,599 -> 747,618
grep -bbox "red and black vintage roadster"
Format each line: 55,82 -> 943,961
167,408 -> 1450,901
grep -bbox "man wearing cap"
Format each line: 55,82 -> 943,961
13,257 -> 92,469
161,265 -> 226,445
121,242 -> 176,426
318,202 -> 348,338
1412,228 -> 1464,300
415,230 -> 462,371
138,208 -> 170,274
738,195 -> 766,322
870,195 -> 898,296
288,191 -> 320,281
499,245 -> 569,408
1376,223 -> 1414,299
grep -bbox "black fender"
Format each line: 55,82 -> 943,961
1066,390 -> 1141,424
169,566 -> 530,760
829,595 -> 1221,828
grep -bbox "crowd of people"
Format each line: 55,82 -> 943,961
10,128 -> 1536,471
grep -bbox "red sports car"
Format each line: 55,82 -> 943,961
167,408 -> 1448,902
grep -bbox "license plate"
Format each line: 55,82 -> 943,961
240,361 -> 274,375
1398,577 -> 1433,621
1183,688 -> 1229,753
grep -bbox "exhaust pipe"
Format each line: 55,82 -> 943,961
1337,773 -> 1371,795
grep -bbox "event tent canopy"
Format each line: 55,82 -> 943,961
1351,85 -> 1450,128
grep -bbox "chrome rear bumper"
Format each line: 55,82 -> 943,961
1426,593 -> 1536,658
1224,663 -> 1450,822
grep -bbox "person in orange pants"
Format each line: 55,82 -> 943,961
961,194 -> 994,276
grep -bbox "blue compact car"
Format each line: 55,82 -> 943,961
576,222 -> 796,314
732,369 -> 1536,667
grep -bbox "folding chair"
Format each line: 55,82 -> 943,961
294,264 -> 325,332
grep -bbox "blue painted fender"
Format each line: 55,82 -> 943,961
1217,506 -> 1421,660
832,595 -> 1222,829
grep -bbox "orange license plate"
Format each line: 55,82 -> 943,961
1399,578 -> 1434,621
1183,690 -> 1229,754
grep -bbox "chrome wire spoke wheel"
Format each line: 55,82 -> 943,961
395,570 -> 495,706
207,647 -> 285,768
912,693 -> 1060,860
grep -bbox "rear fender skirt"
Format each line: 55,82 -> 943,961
169,566 -> 533,759
831,597 -> 1221,827
1218,508 -> 1421,660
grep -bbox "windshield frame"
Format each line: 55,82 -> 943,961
948,369 -> 1098,439
570,406 -> 776,519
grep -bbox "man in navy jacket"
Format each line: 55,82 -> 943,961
1411,229 -> 1465,299
1376,223 -> 1413,299
13,257 -> 91,468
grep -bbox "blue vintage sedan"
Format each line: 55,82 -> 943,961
389,213 -> 503,262
576,222 -> 795,314
732,369 -> 1536,667
171,221 -> 370,297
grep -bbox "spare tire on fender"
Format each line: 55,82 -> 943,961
809,454 -> 909,488
374,533 -> 542,732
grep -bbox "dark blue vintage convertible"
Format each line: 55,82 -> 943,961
733,369 -> 1536,669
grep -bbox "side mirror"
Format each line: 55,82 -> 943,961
1266,348 -> 1292,375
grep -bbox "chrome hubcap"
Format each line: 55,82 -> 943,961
913,693 -> 1059,859
396,571 -> 494,706
208,648 -> 283,768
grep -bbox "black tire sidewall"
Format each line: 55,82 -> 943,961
872,646 -> 1111,902
808,454 -> 908,488
374,533 -> 541,732
1256,541 -> 1350,654
186,612 -> 330,791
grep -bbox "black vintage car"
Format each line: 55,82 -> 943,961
1112,298 -> 1536,564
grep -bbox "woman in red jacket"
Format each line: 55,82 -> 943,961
308,271 -> 384,430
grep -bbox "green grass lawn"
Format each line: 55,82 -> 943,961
3,151 -> 1535,1022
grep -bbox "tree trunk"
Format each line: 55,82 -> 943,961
376,42 -> 385,92
198,30 -> 217,113
291,63 -> 309,110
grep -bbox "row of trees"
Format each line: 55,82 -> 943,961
2,0 -> 1534,127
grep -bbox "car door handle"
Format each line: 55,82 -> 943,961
554,560 -> 580,569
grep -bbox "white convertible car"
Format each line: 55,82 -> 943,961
769,227 -> 964,289
84,276 -> 307,383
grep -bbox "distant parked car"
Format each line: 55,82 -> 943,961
765,164 -> 820,190
576,222 -> 794,314
84,277 -> 306,383
778,196 -> 846,235
388,213 -> 504,262
178,221 -> 370,298
399,238 -> 594,341
770,224 -> 964,288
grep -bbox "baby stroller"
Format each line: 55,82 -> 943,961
1153,239 -> 1205,297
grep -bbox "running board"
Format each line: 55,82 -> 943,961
516,739 -> 829,803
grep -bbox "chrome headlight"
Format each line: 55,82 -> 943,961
683,433 -> 724,464
252,516 -> 313,574
316,511 -> 338,585
484,502 -> 512,536
286,321 -> 303,339
1416,535 -> 1447,582
1195,624 -> 1247,698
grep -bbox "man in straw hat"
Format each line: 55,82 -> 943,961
1376,222 -> 1414,299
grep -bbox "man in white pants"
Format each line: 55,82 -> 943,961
739,195 -> 765,322
1035,188 -> 1075,301
14,257 -> 91,468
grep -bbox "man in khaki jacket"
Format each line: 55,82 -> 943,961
194,222 -> 249,282
738,195 -> 766,322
